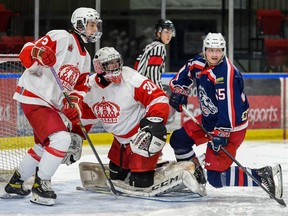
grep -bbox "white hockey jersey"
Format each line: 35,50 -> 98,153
13,30 -> 91,110
80,66 -> 169,144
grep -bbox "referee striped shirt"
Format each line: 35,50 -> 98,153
134,40 -> 166,89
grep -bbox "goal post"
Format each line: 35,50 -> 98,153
0,54 -> 33,181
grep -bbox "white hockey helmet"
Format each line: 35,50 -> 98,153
71,7 -> 102,43
93,47 -> 123,84
202,33 -> 226,56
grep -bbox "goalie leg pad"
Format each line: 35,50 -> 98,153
130,171 -> 155,187
109,161 -> 129,181
62,133 -> 83,166
113,161 -> 207,197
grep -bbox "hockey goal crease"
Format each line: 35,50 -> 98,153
78,160 -> 207,199
0,54 -> 33,182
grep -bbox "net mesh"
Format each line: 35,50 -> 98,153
0,54 -> 33,180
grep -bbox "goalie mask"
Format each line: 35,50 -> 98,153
93,47 -> 123,84
71,7 -> 103,43
130,117 -> 167,157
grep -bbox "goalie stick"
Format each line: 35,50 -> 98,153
50,66 -> 118,196
182,105 -> 286,207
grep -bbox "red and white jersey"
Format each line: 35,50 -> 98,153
13,30 -> 91,110
81,66 -> 169,144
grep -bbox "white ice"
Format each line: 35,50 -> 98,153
1,140 -> 288,216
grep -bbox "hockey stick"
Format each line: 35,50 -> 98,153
50,66 -> 118,196
182,105 -> 286,206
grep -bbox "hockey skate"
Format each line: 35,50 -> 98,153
30,171 -> 57,206
1,170 -> 31,199
256,164 -> 283,199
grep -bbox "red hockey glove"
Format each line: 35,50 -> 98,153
62,95 -> 82,125
31,43 -> 56,67
208,128 -> 230,152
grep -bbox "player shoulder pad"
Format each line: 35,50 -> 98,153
121,66 -> 147,88
45,30 -> 71,46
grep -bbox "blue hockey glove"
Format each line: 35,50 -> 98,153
169,86 -> 188,112
209,129 -> 230,152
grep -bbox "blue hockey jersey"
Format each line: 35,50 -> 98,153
170,54 -> 249,132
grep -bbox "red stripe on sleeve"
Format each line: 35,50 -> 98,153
148,56 -> 163,66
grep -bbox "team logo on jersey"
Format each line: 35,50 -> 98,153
216,77 -> 224,84
68,44 -> 73,52
198,85 -> 218,116
58,64 -> 80,91
92,97 -> 120,123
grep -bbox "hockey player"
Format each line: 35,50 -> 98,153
77,47 -> 206,197
168,33 -> 283,198
134,19 -> 175,90
3,7 -> 102,206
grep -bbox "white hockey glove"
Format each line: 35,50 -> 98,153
62,133 -> 83,166
130,117 -> 167,157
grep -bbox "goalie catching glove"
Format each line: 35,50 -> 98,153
62,133 -> 83,165
130,117 -> 167,157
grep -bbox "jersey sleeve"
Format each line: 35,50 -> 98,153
19,31 -> 59,69
134,78 -> 169,124
169,59 -> 195,91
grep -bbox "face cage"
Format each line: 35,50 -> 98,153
94,58 -> 123,83
75,19 -> 103,43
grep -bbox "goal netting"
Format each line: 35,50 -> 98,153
0,54 -> 33,181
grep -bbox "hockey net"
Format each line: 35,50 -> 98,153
0,54 -> 33,181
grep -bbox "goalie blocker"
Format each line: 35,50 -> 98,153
79,161 -> 207,197
130,117 -> 167,157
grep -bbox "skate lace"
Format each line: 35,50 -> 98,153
258,167 -> 273,192
41,180 -> 53,192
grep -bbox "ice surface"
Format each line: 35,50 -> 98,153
0,140 -> 287,216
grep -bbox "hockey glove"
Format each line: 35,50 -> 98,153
208,128 -> 230,152
169,86 -> 188,112
31,43 -> 56,67
62,95 -> 83,125
62,133 -> 83,166
130,117 -> 167,157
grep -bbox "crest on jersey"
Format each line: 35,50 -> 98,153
68,44 -> 74,52
198,85 -> 218,116
92,97 -> 120,123
58,64 -> 80,91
